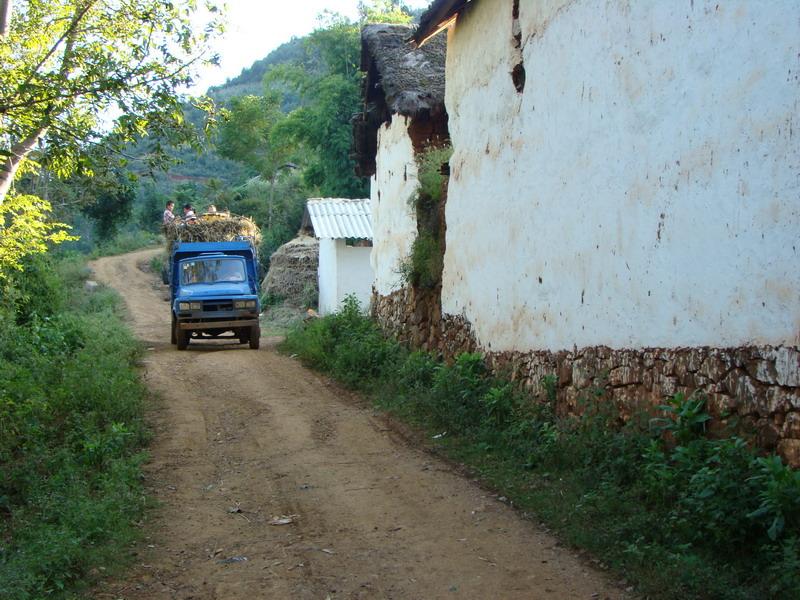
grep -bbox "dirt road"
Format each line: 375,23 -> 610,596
90,248 -> 625,600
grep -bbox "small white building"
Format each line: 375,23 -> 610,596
305,198 -> 374,315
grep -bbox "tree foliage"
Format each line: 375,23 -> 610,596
216,92 -> 293,179
0,193 -> 76,277
256,3 -> 413,198
78,171 -> 137,241
0,0 -> 223,202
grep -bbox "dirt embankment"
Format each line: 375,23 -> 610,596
90,248 -> 626,600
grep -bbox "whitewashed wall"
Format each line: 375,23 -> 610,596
337,241 -> 373,311
371,116 -> 419,295
441,0 -> 800,352
318,239 -> 374,315
318,238 -> 338,315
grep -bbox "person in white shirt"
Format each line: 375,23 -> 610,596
162,201 -> 175,225
182,204 -> 197,223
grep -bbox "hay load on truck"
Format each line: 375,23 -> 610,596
163,214 -> 263,350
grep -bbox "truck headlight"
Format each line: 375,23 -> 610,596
179,302 -> 202,311
234,300 -> 257,309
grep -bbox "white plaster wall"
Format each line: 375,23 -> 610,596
318,239 -> 375,315
336,240 -> 374,312
442,0 -> 800,352
371,116 -> 419,295
318,238 -> 337,316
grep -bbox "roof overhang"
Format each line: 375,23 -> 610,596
413,0 -> 471,47
305,198 -> 373,240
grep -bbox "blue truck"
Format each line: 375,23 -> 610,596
168,241 -> 261,350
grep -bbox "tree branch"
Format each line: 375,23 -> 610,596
0,125 -> 48,201
0,0 -> 11,37
15,0 -> 100,102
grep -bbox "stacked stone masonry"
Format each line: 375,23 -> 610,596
372,289 -> 800,467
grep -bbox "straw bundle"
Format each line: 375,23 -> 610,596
262,235 -> 319,306
163,214 -> 262,250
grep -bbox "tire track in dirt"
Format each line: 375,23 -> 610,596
89,248 -> 627,600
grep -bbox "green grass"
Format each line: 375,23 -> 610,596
90,229 -> 161,258
281,299 -> 800,600
0,255 -> 149,599
260,302 -> 307,337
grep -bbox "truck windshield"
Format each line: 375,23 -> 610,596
181,258 -> 246,284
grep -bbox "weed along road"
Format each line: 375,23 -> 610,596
90,248 -> 625,600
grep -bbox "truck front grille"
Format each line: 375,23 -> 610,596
203,300 -> 234,312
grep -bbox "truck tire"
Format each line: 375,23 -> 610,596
238,328 -> 250,344
249,324 -> 260,350
171,313 -> 177,345
177,328 -> 190,350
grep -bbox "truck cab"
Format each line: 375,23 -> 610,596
169,241 -> 261,350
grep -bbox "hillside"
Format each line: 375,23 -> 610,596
132,37 -> 311,202
207,37 -> 307,103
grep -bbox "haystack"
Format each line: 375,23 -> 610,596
262,235 -> 319,307
163,213 -> 261,252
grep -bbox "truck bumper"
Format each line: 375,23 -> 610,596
178,319 -> 259,331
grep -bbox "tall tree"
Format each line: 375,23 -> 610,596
216,92 -> 292,179
263,5 -> 412,198
0,0 -> 223,203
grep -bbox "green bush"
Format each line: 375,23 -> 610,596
399,232 -> 442,289
283,295 -> 402,389
415,145 -> 452,205
0,255 -> 148,599
282,308 -> 800,600
399,145 -> 453,291
90,229 -> 160,258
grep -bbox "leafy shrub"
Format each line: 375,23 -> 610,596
415,145 -> 452,205
90,229 -> 160,257
399,232 -> 442,289
0,256 -> 148,599
283,295 -> 402,389
398,145 -> 452,290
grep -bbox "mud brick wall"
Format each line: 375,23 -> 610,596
372,289 -> 800,467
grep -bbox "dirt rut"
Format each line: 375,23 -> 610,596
90,248 -> 625,600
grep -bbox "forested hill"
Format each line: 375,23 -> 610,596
133,37 -> 312,202
206,37 -> 307,103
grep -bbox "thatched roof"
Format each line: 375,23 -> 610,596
361,23 -> 446,118
353,23 -> 447,177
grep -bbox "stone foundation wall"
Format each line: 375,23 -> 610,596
372,288 -> 800,466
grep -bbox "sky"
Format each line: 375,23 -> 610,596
194,0 -> 433,93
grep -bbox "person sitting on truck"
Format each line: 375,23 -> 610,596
182,204 -> 197,223
163,201 -> 175,225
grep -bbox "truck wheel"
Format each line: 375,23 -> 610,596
171,314 -> 177,345
177,328 -> 190,350
238,328 -> 250,344
249,324 -> 260,350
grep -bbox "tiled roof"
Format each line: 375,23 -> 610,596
306,198 -> 372,239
